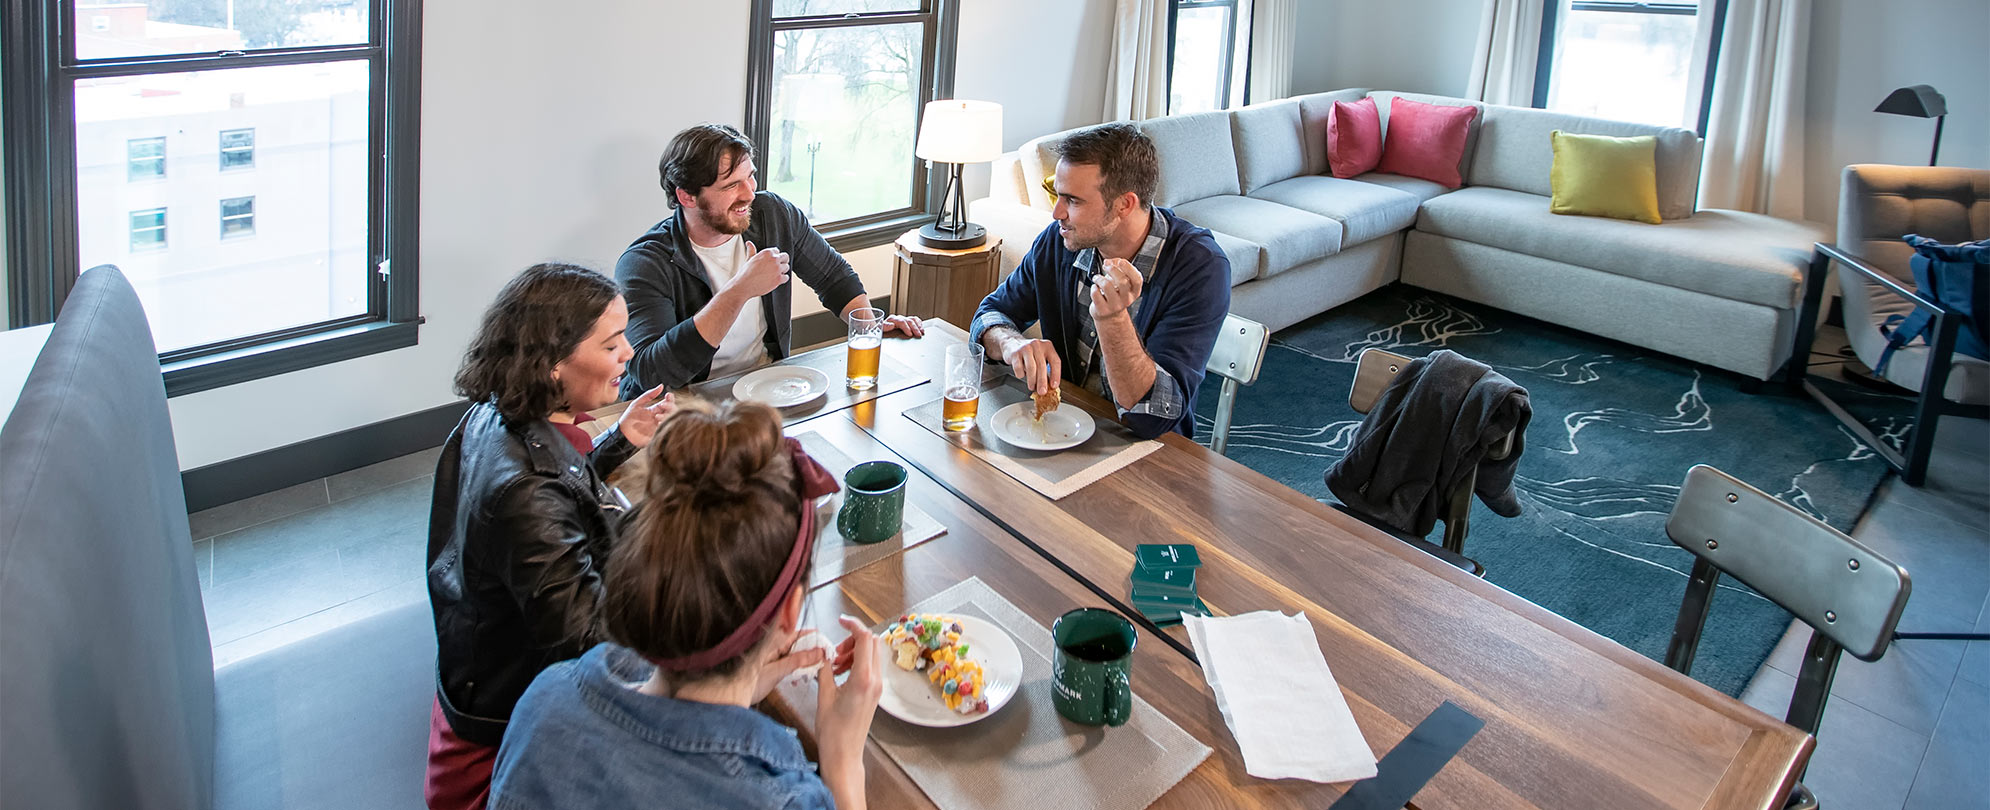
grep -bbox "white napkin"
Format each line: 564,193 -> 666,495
1184,611 -> 1377,783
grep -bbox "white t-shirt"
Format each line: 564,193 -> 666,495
691,234 -> 772,379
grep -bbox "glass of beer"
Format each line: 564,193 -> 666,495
846,307 -> 884,389
943,343 -> 984,431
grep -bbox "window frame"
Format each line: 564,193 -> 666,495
219,195 -> 255,239
1165,0 -> 1250,116
744,0 -> 961,253
129,207 -> 167,251
126,135 -> 167,181
2,0 -> 425,397
1532,0 -> 1727,134
219,127 -> 256,172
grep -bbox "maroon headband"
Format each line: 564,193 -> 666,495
652,438 -> 840,672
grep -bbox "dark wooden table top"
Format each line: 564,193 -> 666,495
813,322 -> 1812,810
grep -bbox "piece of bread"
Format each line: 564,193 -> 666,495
1032,387 -> 1060,421
880,613 -> 990,715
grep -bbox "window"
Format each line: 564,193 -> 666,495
1167,0 -> 1251,115
746,0 -> 960,250
1534,0 -> 1725,131
127,136 -> 165,181
219,128 -> 255,171
220,196 -> 255,238
4,1 -> 423,396
129,208 -> 166,250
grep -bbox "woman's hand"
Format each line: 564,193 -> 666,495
615,387 -> 674,448
816,615 -> 882,810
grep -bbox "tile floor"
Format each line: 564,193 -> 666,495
193,400 -> 1988,809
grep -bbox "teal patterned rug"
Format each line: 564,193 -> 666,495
1193,285 -> 1890,696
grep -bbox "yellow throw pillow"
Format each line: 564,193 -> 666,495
1549,131 -> 1662,224
1042,173 -> 1057,202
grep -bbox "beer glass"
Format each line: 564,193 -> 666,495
942,343 -> 983,431
846,307 -> 884,389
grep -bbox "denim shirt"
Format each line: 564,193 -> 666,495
490,643 -> 834,810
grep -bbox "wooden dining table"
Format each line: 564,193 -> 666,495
619,322 -> 1813,810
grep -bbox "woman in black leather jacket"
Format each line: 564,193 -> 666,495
423,263 -> 672,810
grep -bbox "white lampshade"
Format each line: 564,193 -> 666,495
915,99 -> 1002,165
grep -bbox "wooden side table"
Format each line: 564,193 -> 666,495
890,229 -> 1003,329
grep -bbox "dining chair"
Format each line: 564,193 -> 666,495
1663,464 -> 1913,810
1203,313 -> 1269,456
1348,348 -> 1513,557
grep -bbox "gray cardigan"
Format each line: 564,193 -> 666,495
614,192 -> 866,399
1325,350 -> 1530,537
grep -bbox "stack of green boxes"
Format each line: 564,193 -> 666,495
1129,543 -> 1212,627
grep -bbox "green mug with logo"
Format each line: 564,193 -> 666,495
1051,607 -> 1135,726
836,460 -> 906,544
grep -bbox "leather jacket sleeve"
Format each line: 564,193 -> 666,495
486,474 -> 610,658
588,425 -> 639,477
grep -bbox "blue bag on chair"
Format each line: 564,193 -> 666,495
1874,234 -> 1990,376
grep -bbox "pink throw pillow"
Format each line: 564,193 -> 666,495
1375,98 -> 1477,188
1327,98 -> 1383,178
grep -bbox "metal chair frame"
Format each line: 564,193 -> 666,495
1203,314 -> 1269,456
1790,242 -> 1990,486
1349,349 -> 1513,556
1662,465 -> 1913,810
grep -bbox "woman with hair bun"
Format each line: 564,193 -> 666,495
425,263 -> 674,810
490,398 -> 885,810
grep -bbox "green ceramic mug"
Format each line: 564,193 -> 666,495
1050,607 -> 1135,727
836,460 -> 906,544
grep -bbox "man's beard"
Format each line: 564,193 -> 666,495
1061,212 -> 1118,251
698,198 -> 751,235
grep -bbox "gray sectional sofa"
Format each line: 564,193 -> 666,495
969,89 -> 1828,381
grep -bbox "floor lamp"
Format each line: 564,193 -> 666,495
1875,85 -> 1947,166
915,100 -> 1002,250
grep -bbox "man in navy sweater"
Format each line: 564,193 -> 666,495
970,123 -> 1232,440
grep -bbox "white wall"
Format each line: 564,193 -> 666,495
1291,0 -> 1481,97
1802,0 -> 1990,225
1286,0 -> 1990,226
168,0 -> 1119,470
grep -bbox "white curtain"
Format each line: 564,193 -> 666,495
1246,0 -> 1296,105
1466,0 -> 1545,106
1105,0 -> 1171,121
1695,0 -> 1810,218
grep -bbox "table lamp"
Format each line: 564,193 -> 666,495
915,99 -> 1002,249
1875,85 -> 1947,166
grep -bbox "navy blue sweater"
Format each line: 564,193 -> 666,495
970,207 -> 1232,439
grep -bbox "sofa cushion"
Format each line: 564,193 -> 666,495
1550,131 -> 1662,224
1140,111 -> 1241,205
1018,125 -> 1090,209
1352,172 -> 1453,202
1472,104 -> 1702,220
1370,92 -> 1485,183
1328,98 -> 1383,179
1206,229 -> 1266,287
1295,88 -> 1371,175
1416,186 -> 1825,308
1375,97 -> 1477,188
1174,195 -> 1343,278
1231,99 -> 1306,194
1251,176 -> 1421,247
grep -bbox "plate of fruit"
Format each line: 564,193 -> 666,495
875,613 -> 1022,727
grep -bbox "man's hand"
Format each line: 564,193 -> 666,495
1088,257 -> 1142,323
1001,336 -> 1062,396
726,240 -> 790,300
614,388 -> 674,449
882,314 -> 925,338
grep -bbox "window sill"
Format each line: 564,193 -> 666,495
822,212 -> 935,254
163,318 -> 421,397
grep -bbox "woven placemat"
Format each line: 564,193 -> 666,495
685,343 -> 928,425
902,381 -> 1162,500
794,430 -> 947,586
866,577 -> 1210,810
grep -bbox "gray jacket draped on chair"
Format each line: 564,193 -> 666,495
1326,350 -> 1530,536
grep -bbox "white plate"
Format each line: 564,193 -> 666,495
732,365 -> 830,408
988,400 -> 1096,451
876,616 -> 1023,728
